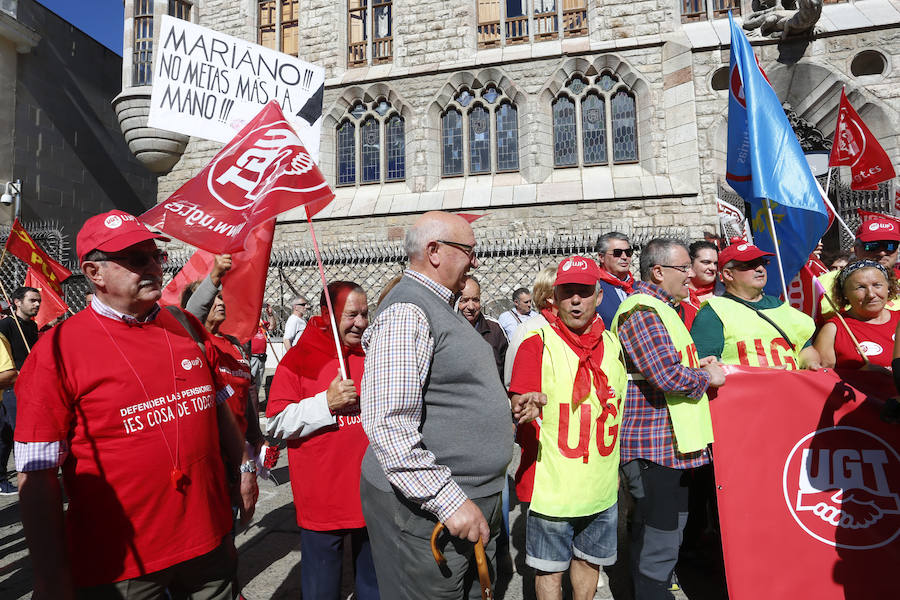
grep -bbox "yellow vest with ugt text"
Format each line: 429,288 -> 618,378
529,326 -> 627,518
611,294 -> 714,455
704,296 -> 814,370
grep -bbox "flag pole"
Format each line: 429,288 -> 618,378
764,198 -> 790,300
305,208 -> 348,380
820,168 -> 855,240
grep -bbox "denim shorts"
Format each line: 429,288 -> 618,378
525,503 -> 618,572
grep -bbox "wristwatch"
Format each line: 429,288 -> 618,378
239,460 -> 257,474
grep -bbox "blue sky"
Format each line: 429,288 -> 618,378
37,0 -> 124,55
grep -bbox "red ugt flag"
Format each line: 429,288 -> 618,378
5,219 -> 72,295
141,100 -> 333,255
24,268 -> 69,329
829,88 -> 896,191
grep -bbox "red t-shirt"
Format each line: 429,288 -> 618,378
829,311 -> 899,399
250,321 -> 268,355
208,334 -> 252,434
14,307 -> 233,587
266,315 -> 369,531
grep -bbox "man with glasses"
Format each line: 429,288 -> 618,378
498,287 -> 538,340
817,216 -> 900,319
610,238 -> 726,600
14,210 -> 245,599
360,211 -> 512,599
596,232 -> 635,328
283,295 -> 309,350
692,243 -> 820,370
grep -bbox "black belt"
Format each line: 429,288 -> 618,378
252,353 -> 267,358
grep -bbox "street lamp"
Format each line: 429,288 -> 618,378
1,180 -> 21,219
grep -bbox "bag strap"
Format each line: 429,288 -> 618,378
741,302 -> 797,352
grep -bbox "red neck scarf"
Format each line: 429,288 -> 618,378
549,313 -> 612,407
597,268 -> 634,294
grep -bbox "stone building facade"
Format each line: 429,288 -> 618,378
117,0 -> 900,302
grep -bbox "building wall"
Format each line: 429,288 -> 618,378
12,0 -> 157,257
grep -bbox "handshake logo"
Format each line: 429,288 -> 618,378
783,427 -> 900,549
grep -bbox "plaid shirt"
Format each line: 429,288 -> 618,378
617,281 -> 711,469
360,270 -> 468,522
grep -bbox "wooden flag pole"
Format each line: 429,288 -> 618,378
305,208 -> 348,380
764,198 -> 790,300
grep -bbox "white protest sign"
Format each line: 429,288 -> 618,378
148,15 -> 325,160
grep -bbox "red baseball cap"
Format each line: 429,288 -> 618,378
555,255 -> 601,286
719,242 -> 774,268
76,210 -> 169,262
856,217 -> 900,242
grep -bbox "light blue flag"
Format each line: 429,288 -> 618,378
725,13 -> 829,297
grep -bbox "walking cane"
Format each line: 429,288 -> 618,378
430,522 -> 493,600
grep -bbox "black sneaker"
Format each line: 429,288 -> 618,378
0,480 -> 17,496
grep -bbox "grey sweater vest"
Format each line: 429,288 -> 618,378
361,275 -> 513,499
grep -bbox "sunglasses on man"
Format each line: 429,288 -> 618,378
608,248 -> 634,258
92,250 -> 169,269
862,240 -> 899,254
730,258 -> 770,271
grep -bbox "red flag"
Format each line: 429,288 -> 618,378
456,213 -> 484,223
829,89 -> 896,191
857,208 -> 900,226
141,101 -> 333,255
4,219 -> 72,295
161,219 -> 275,344
24,268 -> 69,329
711,366 -> 900,600
787,255 -> 828,319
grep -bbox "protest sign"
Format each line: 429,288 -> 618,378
148,15 -> 325,160
711,367 -> 900,599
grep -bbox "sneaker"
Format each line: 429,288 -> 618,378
0,480 -> 17,496
668,572 -> 681,592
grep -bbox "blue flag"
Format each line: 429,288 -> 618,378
725,14 -> 829,297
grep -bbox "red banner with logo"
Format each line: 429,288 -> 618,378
24,268 -> 69,329
4,219 -> 72,295
787,255 -> 828,319
160,219 -> 275,344
710,366 -> 900,599
140,100 -> 333,254
829,88 -> 896,191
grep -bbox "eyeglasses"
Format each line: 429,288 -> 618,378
862,240 -> 899,254
608,248 -> 634,258
294,302 -> 308,307
659,264 -> 692,273
731,258 -> 770,271
96,250 -> 168,269
437,239 -> 477,259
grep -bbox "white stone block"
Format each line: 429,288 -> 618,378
582,168 -> 614,200
824,4 -> 875,30
489,186 -> 514,207
442,189 -> 464,210
391,193 -> 420,213
612,176 -> 642,198
513,184 -> 537,205
417,191 -> 444,211
854,0 -> 900,27
551,167 -> 582,183
537,181 -> 582,202
682,22 -> 720,49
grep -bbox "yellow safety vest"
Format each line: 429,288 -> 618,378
529,326 -> 627,518
611,294 -> 714,454
818,269 -> 900,318
704,296 -> 814,370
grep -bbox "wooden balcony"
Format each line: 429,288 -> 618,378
478,21 -> 501,48
373,37 -> 392,64
562,8 -> 587,37
505,15 -> 528,45
534,11 -> 558,41
348,41 -> 366,67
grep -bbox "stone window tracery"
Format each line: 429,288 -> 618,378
441,86 -> 519,177
336,99 -> 405,186
552,72 -> 638,167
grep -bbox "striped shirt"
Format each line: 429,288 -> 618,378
617,281 -> 711,469
360,269 -> 468,522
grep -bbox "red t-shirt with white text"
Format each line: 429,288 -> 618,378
14,307 -> 233,587
208,334 -> 252,434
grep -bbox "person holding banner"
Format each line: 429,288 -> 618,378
611,238 -> 725,600
266,281 -> 378,600
692,243 -> 821,370
813,260 -> 898,399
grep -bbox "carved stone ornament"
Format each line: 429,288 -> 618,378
782,102 -> 832,152
742,0 -> 823,39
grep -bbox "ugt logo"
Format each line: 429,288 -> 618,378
782,426 -> 900,549
209,120 -> 318,211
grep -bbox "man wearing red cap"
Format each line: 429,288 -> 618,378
692,242 -> 820,370
610,238 -> 725,600
14,210 -> 245,599
509,255 -> 627,600
818,216 -> 900,319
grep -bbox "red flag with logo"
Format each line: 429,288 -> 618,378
787,255 -> 828,319
24,268 -> 69,329
140,101 -> 333,255
829,88 -> 896,191
4,219 -> 72,295
711,366 -> 900,599
160,219 -> 275,344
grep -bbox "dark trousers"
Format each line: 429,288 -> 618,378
299,527 -> 379,600
622,459 -> 692,600
0,389 -> 16,478
361,475 -> 501,600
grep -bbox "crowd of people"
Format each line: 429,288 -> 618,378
3,208 -> 899,600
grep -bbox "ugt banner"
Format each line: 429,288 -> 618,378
141,100 -> 333,255
710,366 -> 900,599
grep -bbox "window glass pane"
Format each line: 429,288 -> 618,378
441,109 -> 464,176
582,93 -> 607,165
469,105 -> 491,174
386,115 -> 406,181
496,103 -> 519,172
456,89 -> 473,107
482,86 -> 499,104
552,96 -> 576,167
611,91 -> 638,162
566,76 -> 587,95
361,117 -> 381,183
337,121 -> 356,185
133,2 -> 154,86
350,102 -> 367,119
169,0 -> 191,19
598,72 -> 617,91
375,100 -> 391,116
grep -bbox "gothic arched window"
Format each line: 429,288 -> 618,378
335,99 -> 405,186
440,86 -> 519,177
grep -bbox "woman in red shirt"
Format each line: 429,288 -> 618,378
814,260 -> 898,399
266,281 -> 378,600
